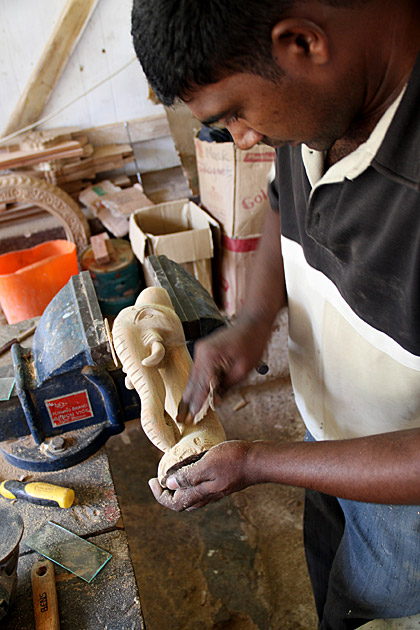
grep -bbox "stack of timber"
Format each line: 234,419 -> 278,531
0,128 -> 135,197
0,127 -> 135,236
0,115 -> 192,242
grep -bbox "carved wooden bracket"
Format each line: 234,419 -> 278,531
0,173 -> 90,252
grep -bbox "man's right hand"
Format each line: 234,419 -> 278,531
178,208 -> 286,424
177,315 -> 271,423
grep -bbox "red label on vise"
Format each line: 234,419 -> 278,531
45,390 -> 94,427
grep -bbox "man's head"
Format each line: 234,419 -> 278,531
132,0 -> 369,107
132,0 -> 415,151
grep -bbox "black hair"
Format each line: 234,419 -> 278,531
131,0 -> 371,106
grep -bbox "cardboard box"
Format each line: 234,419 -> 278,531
129,199 -> 216,295
194,137 -> 275,237
217,233 -> 260,317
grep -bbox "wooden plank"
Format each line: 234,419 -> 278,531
164,103 -> 200,196
0,206 -> 48,225
1,115 -> 170,150
0,140 -> 84,169
83,114 -> 171,146
0,127 -> 84,151
141,166 -> 191,204
2,0 -> 99,137
92,144 -> 134,163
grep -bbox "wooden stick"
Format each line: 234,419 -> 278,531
2,0 -> 99,137
31,558 -> 60,630
0,322 -> 38,357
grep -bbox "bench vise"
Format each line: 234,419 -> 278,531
0,256 -> 224,472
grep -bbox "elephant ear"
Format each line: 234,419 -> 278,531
142,340 -> 166,367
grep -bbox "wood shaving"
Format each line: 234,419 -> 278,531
193,380 -> 216,425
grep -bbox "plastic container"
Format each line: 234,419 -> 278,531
0,240 -> 79,324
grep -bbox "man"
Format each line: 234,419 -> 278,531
131,1 -> 420,628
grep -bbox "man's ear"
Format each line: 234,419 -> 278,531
271,19 -> 329,71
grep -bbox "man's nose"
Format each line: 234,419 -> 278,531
227,122 -> 264,150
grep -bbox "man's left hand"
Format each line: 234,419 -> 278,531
149,440 -> 254,511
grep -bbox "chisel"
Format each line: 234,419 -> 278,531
0,480 -> 74,508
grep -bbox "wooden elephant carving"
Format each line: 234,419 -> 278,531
112,286 -> 226,485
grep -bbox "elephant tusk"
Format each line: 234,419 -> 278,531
142,340 -> 165,367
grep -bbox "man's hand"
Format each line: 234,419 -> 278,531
148,441 -> 254,511
177,317 -> 271,424
177,209 -> 286,425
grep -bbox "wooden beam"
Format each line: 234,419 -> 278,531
2,0 -> 99,137
164,103 -> 201,196
0,114 -> 171,150
83,114 -> 171,146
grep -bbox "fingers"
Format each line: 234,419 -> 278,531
148,441 -> 252,512
165,454 -> 212,489
179,348 -> 232,424
148,449 -> 219,511
176,399 -> 193,425
183,368 -> 216,418
177,323 -> 255,425
148,477 -> 216,512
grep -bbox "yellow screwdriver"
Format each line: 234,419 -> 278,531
0,479 -> 75,508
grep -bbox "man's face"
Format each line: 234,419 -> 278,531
184,70 -> 358,152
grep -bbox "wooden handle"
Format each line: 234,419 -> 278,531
31,558 -> 60,630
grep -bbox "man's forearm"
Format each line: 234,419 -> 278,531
240,209 -> 286,330
248,429 -> 420,504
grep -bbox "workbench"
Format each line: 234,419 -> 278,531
0,319 -> 145,629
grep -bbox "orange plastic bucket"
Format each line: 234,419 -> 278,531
0,240 -> 79,324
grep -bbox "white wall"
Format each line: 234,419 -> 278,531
0,0 -> 180,172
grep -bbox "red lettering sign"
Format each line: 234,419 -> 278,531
243,152 -> 275,163
45,390 -> 94,427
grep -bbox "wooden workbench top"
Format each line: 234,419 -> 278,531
0,318 -> 144,629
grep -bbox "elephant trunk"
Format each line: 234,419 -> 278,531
112,312 -> 180,452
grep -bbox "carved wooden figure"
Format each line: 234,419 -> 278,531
112,286 -> 226,485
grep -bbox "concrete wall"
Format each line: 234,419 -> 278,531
0,0 -> 180,173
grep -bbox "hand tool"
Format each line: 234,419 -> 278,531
0,256 -> 225,472
0,480 -> 74,508
0,322 -> 38,358
31,558 -> 60,630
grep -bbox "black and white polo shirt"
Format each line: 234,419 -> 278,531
269,52 -> 420,441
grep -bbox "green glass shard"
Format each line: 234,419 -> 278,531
25,521 -> 112,583
0,377 -> 15,401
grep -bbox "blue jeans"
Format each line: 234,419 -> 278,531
303,434 -> 420,629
